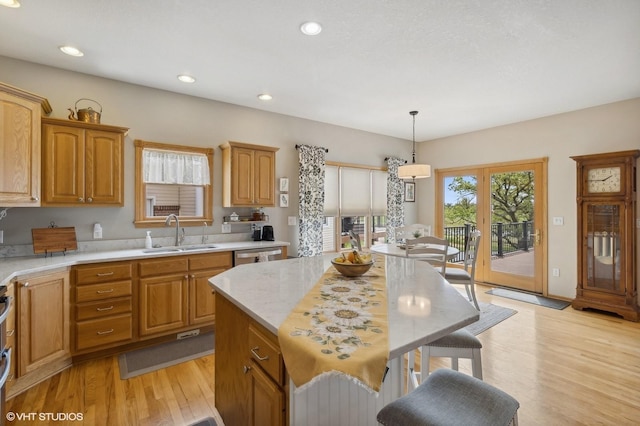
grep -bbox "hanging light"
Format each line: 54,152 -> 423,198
398,111 -> 431,180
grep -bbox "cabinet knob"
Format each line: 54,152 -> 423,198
31,196 -> 39,201
22,282 -> 29,287
78,197 -> 84,202
243,365 -> 252,374
87,197 -> 93,203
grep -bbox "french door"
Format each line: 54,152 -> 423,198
436,159 -> 547,294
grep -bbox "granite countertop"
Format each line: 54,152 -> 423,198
209,253 -> 479,359
0,240 -> 289,287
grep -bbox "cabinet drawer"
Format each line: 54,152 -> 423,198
75,314 -> 133,351
75,263 -> 132,284
248,325 -> 284,385
76,297 -> 132,321
76,280 -> 132,303
138,257 -> 188,277
189,252 -> 232,271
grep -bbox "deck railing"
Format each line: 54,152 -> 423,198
444,221 -> 534,262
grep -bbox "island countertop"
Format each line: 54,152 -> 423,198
209,253 -> 479,359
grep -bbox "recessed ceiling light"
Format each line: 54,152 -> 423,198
0,0 -> 20,8
177,75 -> 196,83
59,46 -> 84,57
300,21 -> 322,36
257,94 -> 273,101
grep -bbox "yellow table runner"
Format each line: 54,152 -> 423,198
277,258 -> 389,393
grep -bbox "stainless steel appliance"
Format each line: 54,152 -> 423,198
234,248 -> 283,265
0,286 -> 11,426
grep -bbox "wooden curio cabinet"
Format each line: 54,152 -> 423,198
571,150 -> 640,321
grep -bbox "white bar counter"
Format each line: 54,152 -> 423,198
209,254 -> 479,425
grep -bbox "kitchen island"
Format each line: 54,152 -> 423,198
209,254 -> 479,425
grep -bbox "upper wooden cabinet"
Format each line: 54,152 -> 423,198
220,141 -> 279,207
42,117 -> 128,206
0,82 -> 51,207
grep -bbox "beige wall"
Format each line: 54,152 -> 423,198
2,56 -> 639,299
416,98 -> 640,298
0,56 -> 412,255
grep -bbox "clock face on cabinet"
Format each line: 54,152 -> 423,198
587,166 -> 621,193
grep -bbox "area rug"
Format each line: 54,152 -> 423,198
119,332 -> 215,379
487,287 -> 571,310
464,302 -> 517,335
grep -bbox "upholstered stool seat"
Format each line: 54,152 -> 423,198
378,369 -> 520,426
408,329 -> 483,390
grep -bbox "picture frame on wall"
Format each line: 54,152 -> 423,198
279,177 -> 289,192
404,181 -> 415,202
280,193 -> 289,207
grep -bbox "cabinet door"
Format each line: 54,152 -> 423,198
139,274 -> 189,336
0,90 -> 42,206
18,271 -> 70,376
250,360 -> 285,426
254,149 -> 276,206
85,129 -> 124,205
215,295 -> 251,426
189,270 -> 217,325
231,146 -> 256,205
42,124 -> 85,204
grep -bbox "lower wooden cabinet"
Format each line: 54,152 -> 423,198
138,252 -> 232,338
72,261 -> 133,354
16,269 -> 71,376
216,293 -> 288,426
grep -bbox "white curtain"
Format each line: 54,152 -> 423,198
143,149 -> 210,185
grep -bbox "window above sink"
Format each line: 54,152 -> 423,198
134,139 -> 214,228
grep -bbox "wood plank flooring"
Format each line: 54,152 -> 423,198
7,282 -> 640,425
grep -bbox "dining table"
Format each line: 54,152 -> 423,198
370,242 -> 460,260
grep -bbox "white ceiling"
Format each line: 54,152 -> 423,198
1,0 -> 639,141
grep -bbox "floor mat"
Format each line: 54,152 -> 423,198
487,288 -> 570,310
119,332 -> 214,379
464,302 -> 517,335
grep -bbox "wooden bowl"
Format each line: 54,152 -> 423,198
331,259 -> 374,277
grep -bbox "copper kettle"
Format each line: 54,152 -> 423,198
68,98 -> 102,124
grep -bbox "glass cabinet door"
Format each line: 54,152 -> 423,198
584,202 -> 623,293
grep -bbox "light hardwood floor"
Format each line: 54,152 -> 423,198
6,283 -> 640,425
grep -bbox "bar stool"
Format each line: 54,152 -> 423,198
408,329 -> 483,391
378,368 -> 519,426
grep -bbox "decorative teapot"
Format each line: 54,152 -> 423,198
68,98 -> 102,124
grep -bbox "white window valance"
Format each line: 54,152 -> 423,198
142,149 -> 210,185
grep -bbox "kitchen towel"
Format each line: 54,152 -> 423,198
277,256 -> 389,393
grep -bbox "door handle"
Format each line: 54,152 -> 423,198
533,229 -> 541,245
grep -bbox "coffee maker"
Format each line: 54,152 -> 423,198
261,225 -> 274,241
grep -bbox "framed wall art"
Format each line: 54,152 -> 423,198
280,193 -> 289,207
404,181 -> 415,202
279,177 -> 289,192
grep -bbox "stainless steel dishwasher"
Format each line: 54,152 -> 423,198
234,247 -> 283,266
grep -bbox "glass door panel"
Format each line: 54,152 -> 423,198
485,164 -> 543,292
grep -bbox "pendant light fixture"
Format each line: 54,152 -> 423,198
398,111 -> 431,180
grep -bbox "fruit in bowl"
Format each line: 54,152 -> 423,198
332,250 -> 374,277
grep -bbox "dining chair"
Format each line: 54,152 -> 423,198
444,230 -> 481,310
378,368 -> 520,426
404,235 -> 449,276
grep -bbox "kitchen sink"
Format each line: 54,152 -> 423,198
179,244 -> 218,251
142,244 -> 217,254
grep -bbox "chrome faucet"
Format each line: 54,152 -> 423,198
201,222 -> 208,244
165,214 -> 181,246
